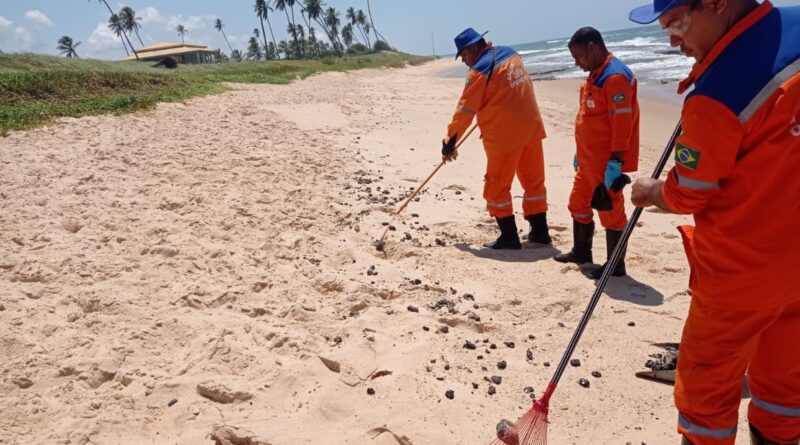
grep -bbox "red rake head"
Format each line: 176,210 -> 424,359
488,385 -> 553,445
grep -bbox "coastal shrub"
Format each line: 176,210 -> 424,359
373,41 -> 392,51
347,43 -> 368,55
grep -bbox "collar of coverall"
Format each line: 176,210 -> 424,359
677,0 -> 773,94
470,42 -> 494,68
588,52 -> 615,85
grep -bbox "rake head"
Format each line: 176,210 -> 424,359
488,384 -> 554,445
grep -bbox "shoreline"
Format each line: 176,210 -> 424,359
436,60 -> 687,107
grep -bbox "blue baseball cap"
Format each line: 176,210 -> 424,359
454,27 -> 488,59
629,0 -> 689,24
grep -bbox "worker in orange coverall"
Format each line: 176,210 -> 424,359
443,28 -> 551,250
555,27 -> 640,279
629,0 -> 800,444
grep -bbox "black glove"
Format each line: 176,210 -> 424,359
591,183 -> 613,211
610,174 -> 631,193
442,134 -> 458,157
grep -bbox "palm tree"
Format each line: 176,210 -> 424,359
324,7 -> 343,54
303,0 -> 339,55
275,0 -> 301,57
341,24 -> 354,49
119,7 -> 144,47
89,0 -> 137,59
176,24 -> 187,43
247,36 -> 264,60
108,14 -> 130,56
355,9 -> 370,48
215,19 -> 234,53
362,21 -> 372,49
231,49 -> 243,62
365,0 -> 389,47
57,36 -> 81,58
254,0 -> 279,60
345,7 -> 363,45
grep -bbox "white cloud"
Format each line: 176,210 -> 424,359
0,17 -> 40,52
24,10 -> 52,27
85,22 -> 124,57
166,14 -> 213,32
139,6 -> 164,24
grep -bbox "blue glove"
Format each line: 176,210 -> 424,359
604,160 -> 623,188
573,154 -> 578,172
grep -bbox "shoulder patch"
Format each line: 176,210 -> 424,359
675,143 -> 700,170
612,93 -> 625,103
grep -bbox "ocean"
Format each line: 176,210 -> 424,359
442,24 -> 694,97
516,24 -> 693,85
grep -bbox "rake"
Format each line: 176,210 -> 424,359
375,123 -> 479,252
490,121 -> 683,445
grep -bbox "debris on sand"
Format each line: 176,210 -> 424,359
210,425 -> 271,445
645,345 -> 678,371
496,419 -> 519,445
197,381 -> 254,404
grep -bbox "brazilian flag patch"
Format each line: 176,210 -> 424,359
675,143 -> 700,170
612,93 -> 625,103
465,78 -> 472,86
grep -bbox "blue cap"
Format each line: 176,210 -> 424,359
629,0 -> 689,24
454,27 -> 488,59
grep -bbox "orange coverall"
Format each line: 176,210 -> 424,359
446,44 -> 548,218
660,3 -> 800,443
571,53 -> 640,230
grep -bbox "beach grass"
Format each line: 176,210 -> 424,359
0,51 -> 431,135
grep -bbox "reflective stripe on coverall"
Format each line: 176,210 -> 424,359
570,53 -> 640,229
660,3 -> 800,443
446,44 -> 548,218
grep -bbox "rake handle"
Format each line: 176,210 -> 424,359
547,121 -> 683,392
391,123 -> 479,217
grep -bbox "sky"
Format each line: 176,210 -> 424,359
0,0 -> 798,59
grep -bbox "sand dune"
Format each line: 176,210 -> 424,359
0,59 -> 753,444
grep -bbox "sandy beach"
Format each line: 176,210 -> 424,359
1,58 -> 753,444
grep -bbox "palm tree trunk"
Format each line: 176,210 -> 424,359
315,19 -> 339,55
259,18 -> 270,59
134,28 -> 144,47
366,0 -> 388,46
356,24 -> 368,46
221,30 -> 234,53
289,6 -> 304,58
283,9 -> 297,58
119,36 -> 130,56
265,16 -> 280,60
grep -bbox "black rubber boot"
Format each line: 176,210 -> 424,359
554,220 -> 594,264
526,213 -> 552,245
750,424 -> 800,445
484,216 -> 522,250
589,229 -> 627,278
681,436 -> 693,445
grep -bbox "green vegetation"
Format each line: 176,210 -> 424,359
0,51 -> 430,135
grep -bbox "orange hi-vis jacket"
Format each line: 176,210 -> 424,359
663,2 -> 800,309
575,53 -> 640,173
446,44 -> 546,150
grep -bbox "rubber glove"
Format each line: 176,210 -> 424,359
604,160 -> 623,189
442,134 -> 457,157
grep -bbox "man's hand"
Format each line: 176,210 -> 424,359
604,160 -> 623,188
631,178 -> 663,208
442,135 -> 458,163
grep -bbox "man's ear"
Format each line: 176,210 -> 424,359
704,0 -> 729,15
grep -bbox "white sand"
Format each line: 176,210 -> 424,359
0,59 -> 753,444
